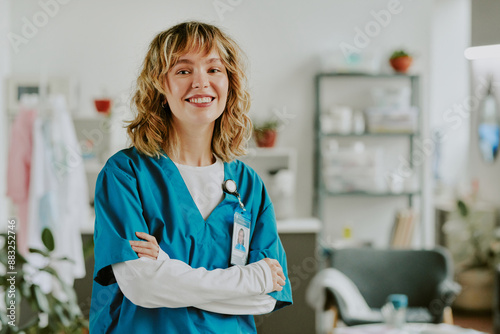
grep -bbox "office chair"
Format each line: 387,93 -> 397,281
321,247 -> 460,326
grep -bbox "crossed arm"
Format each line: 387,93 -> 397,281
111,232 -> 286,315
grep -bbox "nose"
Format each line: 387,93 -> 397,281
192,71 -> 209,89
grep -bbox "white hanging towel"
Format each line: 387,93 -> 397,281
27,94 -> 88,290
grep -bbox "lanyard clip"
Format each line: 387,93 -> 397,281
223,179 -> 246,211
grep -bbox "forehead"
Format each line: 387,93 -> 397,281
175,49 -> 222,64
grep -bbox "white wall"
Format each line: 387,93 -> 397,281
430,0 -> 470,188
6,0 -> 471,246
469,0 -> 500,207
1,0 -> 12,226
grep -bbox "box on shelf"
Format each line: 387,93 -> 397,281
365,106 -> 418,134
322,142 -> 385,193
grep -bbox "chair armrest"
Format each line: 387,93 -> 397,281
429,279 -> 461,323
437,279 -> 462,305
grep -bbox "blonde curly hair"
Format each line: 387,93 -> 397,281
127,21 -> 252,162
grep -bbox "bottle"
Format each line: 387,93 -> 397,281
352,110 -> 366,134
381,294 -> 407,329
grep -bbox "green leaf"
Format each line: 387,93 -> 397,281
457,199 -> 468,217
28,247 -> 50,257
33,285 -> 50,313
55,256 -> 75,263
21,281 -> 32,298
82,238 -> 95,260
390,50 -> 410,59
54,304 -> 71,328
40,266 -> 58,276
17,317 -> 39,332
38,325 -> 52,334
15,251 -> 28,265
41,228 -> 55,251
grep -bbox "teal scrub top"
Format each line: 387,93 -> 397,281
89,148 -> 292,334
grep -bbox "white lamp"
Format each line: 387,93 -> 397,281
464,44 -> 500,60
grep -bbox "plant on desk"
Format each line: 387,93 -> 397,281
443,198 -> 500,311
0,228 -> 88,334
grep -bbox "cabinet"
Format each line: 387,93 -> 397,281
314,72 -> 424,246
255,219 -> 320,334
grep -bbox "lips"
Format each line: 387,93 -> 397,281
185,95 -> 215,104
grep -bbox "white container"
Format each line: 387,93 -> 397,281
322,144 -> 385,193
382,294 -> 408,329
328,106 -> 353,134
269,169 -> 295,220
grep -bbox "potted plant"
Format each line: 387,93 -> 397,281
253,119 -> 280,148
443,199 -> 500,311
0,228 -> 88,333
389,50 -> 413,73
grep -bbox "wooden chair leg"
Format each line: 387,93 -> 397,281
443,306 -> 454,325
331,305 -> 339,329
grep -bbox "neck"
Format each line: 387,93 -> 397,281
172,121 -> 215,166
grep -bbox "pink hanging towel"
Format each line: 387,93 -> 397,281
6,109 -> 37,255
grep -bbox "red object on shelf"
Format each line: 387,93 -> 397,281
389,56 -> 413,73
94,99 -> 112,114
254,130 -> 277,148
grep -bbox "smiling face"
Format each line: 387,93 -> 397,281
165,49 -> 229,129
238,229 -> 244,244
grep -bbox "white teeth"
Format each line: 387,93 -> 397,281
189,97 -> 212,104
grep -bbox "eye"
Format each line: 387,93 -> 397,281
176,70 -> 190,75
209,68 -> 222,73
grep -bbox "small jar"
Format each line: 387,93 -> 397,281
381,294 -> 408,329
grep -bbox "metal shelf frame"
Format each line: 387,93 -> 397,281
313,72 -> 424,244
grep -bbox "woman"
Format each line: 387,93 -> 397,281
89,21 -> 292,333
235,228 -> 246,252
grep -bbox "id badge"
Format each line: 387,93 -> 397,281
230,210 -> 251,266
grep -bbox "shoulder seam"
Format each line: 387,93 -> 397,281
102,164 -> 136,183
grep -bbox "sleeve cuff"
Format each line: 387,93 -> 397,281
157,248 -> 170,261
256,259 -> 274,294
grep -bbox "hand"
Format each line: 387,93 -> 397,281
130,232 -> 160,260
262,258 -> 286,292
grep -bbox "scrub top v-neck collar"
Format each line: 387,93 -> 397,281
158,153 -> 240,224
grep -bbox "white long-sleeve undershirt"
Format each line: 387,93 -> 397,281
112,249 -> 277,314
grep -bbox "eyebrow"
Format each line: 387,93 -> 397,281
175,57 -> 222,65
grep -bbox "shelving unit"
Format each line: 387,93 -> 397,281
314,72 -> 424,246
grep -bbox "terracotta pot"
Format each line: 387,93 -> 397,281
453,268 -> 494,311
389,56 -> 413,73
254,129 -> 277,148
94,99 -> 112,114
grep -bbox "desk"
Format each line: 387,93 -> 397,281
255,218 -> 321,334
334,323 -> 486,334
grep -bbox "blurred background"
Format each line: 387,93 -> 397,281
1,0 -> 500,333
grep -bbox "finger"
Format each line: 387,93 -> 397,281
278,277 -> 286,286
135,232 -> 159,245
132,246 -> 157,256
277,271 -> 286,281
131,244 -> 155,252
136,250 -> 158,259
135,232 -> 158,245
130,240 -> 155,248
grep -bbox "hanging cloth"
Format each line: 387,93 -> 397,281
27,95 -> 88,289
6,106 -> 37,255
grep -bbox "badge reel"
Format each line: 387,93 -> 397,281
223,180 -> 251,266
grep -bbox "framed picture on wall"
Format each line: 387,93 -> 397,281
7,77 -> 41,114
6,76 -> 79,116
